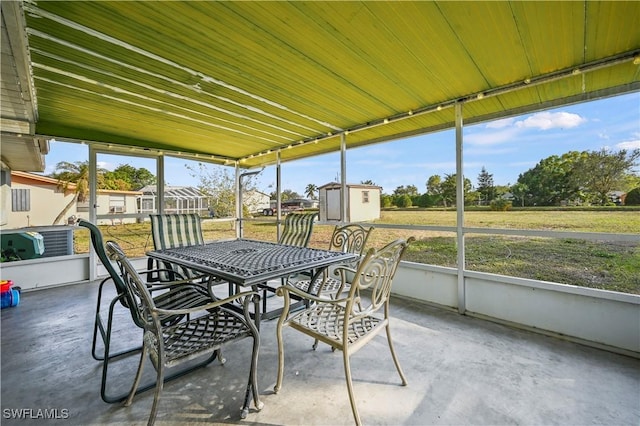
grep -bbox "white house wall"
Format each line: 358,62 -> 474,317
6,178 -> 75,228
94,192 -> 139,225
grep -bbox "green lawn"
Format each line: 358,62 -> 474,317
73,209 -> 640,294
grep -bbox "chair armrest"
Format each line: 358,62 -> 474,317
276,284 -> 349,305
153,290 -> 258,316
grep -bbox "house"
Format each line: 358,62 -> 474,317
3,171 -> 141,229
138,185 -> 209,216
318,183 -> 381,222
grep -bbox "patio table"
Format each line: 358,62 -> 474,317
147,238 -> 357,327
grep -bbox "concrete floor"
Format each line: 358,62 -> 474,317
1,281 -> 639,426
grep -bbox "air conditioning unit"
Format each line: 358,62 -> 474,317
109,206 -> 125,213
18,226 -> 74,258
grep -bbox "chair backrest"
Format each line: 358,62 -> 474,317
149,214 -> 205,281
328,224 -> 374,282
279,212 -> 318,247
346,237 -> 414,316
105,241 -> 155,329
78,219 -> 142,323
329,224 -> 373,255
150,213 -> 204,250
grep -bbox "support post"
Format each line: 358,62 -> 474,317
157,155 -> 165,214
340,133 -> 347,223
455,102 -> 466,314
88,145 -> 98,281
276,151 -> 282,241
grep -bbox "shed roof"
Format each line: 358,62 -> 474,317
3,1 -> 639,170
319,182 -> 381,190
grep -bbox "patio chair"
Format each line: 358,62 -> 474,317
290,223 -> 374,298
147,213 -> 209,283
288,223 -> 374,349
274,237 -> 415,426
258,212 -> 318,315
106,240 -> 262,425
78,219 -> 218,403
278,211 -> 318,247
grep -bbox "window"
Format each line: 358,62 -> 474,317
11,189 -> 30,211
109,195 -> 126,213
362,191 -> 369,203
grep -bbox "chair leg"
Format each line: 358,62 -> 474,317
125,344 -> 147,407
343,351 -> 362,426
93,285 -> 142,364
385,324 -> 408,386
148,360 -> 164,426
92,277 -> 112,361
100,297 -> 144,404
273,316 -> 287,393
242,332 -> 263,419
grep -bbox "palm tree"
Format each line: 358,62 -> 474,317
51,161 -> 90,225
304,183 -> 318,200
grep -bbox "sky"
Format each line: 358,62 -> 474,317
44,92 -> 640,196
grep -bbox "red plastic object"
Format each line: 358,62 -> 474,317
0,280 -> 13,294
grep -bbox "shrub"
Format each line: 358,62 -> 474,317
380,194 -> 393,208
490,198 -> 512,211
624,187 -> 640,205
395,194 -> 413,208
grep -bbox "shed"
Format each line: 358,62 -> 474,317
318,183 -> 380,223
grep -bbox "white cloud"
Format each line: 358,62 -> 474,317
97,161 -> 113,170
516,111 -> 586,130
616,140 -> 640,150
486,118 -> 515,129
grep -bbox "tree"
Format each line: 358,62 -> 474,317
304,183 -> 318,200
380,194 -> 393,208
476,166 -> 495,205
396,194 -> 412,208
104,164 -> 156,191
440,173 -> 473,207
50,161 -> 90,225
269,189 -> 302,201
511,182 -> 529,207
624,187 -> 640,205
186,163 -> 237,217
572,148 -> 640,205
426,175 -> 443,206
393,185 -> 418,196
516,151 -> 583,206
360,179 -> 376,186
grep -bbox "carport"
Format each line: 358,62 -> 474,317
2,0 -> 639,350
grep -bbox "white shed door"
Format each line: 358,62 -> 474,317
326,189 -> 341,221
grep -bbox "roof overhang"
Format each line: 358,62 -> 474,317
2,1 -> 639,170
1,1 -> 47,171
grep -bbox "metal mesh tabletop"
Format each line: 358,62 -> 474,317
148,239 -> 356,286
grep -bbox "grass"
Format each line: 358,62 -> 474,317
73,209 -> 640,295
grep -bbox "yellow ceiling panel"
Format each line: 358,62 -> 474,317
6,0 -> 636,169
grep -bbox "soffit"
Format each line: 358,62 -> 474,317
1,1 -> 45,171
16,1 -> 640,168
